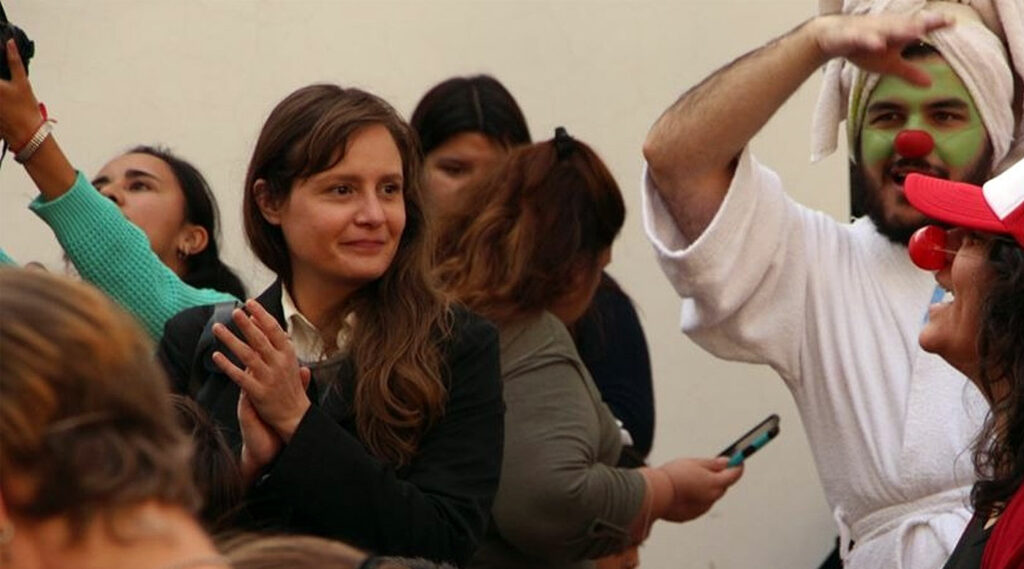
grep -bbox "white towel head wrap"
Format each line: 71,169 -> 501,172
811,0 -> 1024,173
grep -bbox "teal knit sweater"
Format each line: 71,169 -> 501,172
3,171 -> 236,339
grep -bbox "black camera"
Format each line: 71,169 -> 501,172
0,1 -> 34,80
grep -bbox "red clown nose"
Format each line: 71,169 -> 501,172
894,130 -> 935,159
908,225 -> 948,270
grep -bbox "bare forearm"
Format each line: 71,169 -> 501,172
646,20 -> 825,179
630,468 -> 673,543
20,135 -> 77,200
0,39 -> 77,200
643,10 -> 952,242
643,19 -> 826,240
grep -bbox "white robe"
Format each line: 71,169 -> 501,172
641,148 -> 988,569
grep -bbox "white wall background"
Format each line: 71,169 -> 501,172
0,1 -> 853,567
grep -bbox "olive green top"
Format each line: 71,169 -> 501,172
470,311 -> 645,569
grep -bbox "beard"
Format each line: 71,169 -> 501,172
849,152 -> 993,245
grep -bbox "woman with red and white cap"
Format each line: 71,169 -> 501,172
904,158 -> 1024,569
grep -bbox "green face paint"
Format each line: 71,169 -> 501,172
859,59 -> 986,168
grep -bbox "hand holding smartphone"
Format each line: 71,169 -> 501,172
719,414 -> 780,467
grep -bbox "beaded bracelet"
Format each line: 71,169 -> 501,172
14,119 -> 53,164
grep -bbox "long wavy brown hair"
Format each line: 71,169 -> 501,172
243,84 -> 451,466
971,238 -> 1024,515
434,132 -> 625,325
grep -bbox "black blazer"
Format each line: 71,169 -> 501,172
159,281 -> 504,567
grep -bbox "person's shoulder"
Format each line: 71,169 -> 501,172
162,281 -> 282,351
166,282 -> 281,339
847,216 -> 912,265
590,274 -> 637,319
446,303 -> 499,348
526,311 -> 574,346
163,303 -> 218,341
157,302 -> 222,392
500,312 -> 579,372
440,304 -> 502,398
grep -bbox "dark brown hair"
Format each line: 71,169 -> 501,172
128,145 -> 247,299
971,239 -> 1024,515
434,133 -> 625,325
242,84 -> 451,465
171,395 -> 242,532
0,269 -> 197,537
410,74 -> 531,156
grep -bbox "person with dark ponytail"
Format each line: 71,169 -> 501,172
0,40 -> 244,339
410,74 -> 531,217
125,145 -> 246,299
435,130 -> 741,569
412,75 -> 656,463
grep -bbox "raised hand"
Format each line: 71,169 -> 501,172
212,299 -> 311,442
809,11 -> 954,86
0,39 -> 43,148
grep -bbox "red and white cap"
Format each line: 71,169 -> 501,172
905,158 -> 1024,248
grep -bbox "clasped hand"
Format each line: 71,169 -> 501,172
212,300 -> 312,444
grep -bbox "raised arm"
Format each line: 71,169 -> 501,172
642,12 -> 951,242
0,40 -> 76,199
0,40 -> 236,338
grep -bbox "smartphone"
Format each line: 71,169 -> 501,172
718,414 -> 780,467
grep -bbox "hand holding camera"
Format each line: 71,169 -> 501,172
0,39 -> 42,148
0,1 -> 33,81
0,2 -> 39,153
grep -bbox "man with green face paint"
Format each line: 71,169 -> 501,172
853,47 -> 993,244
860,59 -> 986,169
641,4 -> 1022,569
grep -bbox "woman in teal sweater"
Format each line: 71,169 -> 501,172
0,40 -> 243,338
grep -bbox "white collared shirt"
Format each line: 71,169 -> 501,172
280,286 -> 349,363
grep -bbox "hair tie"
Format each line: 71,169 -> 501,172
553,126 -> 575,160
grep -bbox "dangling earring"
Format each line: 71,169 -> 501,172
0,523 -> 15,562
177,246 -> 190,261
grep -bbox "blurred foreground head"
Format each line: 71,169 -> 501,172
0,269 -> 197,541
